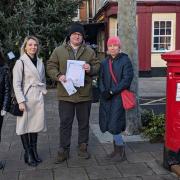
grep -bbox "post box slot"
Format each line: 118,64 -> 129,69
174,72 -> 180,77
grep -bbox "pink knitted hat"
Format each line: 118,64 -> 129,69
107,36 -> 121,47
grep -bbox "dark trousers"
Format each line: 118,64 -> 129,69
58,100 -> 91,150
0,115 -> 3,142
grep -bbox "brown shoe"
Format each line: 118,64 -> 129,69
78,143 -> 90,159
55,150 -> 69,164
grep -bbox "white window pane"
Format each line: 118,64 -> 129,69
160,37 -> 165,43
160,29 -> 165,35
166,37 -> 171,43
160,21 -> 165,28
154,37 -> 159,43
154,21 -> 159,28
166,21 -> 171,28
153,44 -> 158,50
154,29 -> 159,35
167,44 -> 171,50
166,29 -> 171,35
159,44 -> 166,50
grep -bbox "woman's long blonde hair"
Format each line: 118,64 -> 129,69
20,36 -> 40,56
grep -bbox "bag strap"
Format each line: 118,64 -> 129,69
108,59 -> 118,85
19,59 -> 24,87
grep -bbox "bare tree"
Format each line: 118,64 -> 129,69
118,0 -> 141,135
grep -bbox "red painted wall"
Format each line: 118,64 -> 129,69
176,13 -> 180,50
138,13 -> 152,71
80,1 -> 87,21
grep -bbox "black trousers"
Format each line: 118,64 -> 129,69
58,100 -> 91,150
0,115 -> 3,142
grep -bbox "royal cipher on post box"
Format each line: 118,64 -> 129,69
161,50 -> 180,169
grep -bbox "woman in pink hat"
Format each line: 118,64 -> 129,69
99,36 -> 134,162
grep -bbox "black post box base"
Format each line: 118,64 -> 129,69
163,145 -> 180,170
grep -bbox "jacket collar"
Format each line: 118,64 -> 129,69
63,38 -> 86,59
108,53 -> 127,61
20,53 -> 41,81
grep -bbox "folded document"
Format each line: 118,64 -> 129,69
61,79 -> 77,96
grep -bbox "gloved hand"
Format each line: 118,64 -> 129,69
1,110 -> 7,116
102,91 -> 113,100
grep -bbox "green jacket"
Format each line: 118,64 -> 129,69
47,41 -> 100,102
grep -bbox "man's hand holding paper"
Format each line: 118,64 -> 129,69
61,79 -> 77,96
83,63 -> 91,73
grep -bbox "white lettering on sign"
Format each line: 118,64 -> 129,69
176,83 -> 180,101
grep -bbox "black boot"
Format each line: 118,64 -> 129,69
30,133 -> 42,163
21,134 -> 37,167
107,140 -> 116,158
107,142 -> 126,162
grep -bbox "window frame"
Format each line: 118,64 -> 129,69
151,20 -> 173,53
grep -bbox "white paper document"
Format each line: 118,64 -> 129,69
176,83 -> 180,101
61,79 -> 77,96
7,51 -> 15,60
66,60 -> 85,87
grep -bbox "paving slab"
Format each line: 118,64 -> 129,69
85,165 -> 122,179
54,167 -> 89,180
106,178 -> 141,180
160,174 -> 179,180
116,163 -> 154,177
36,157 -> 67,170
127,142 -> 163,153
0,142 -> 10,153
146,160 -> 169,175
142,174 -> 178,180
19,169 -> 53,180
94,154 -> 130,166
126,152 -> 155,163
0,171 -> 19,180
67,156 -> 98,168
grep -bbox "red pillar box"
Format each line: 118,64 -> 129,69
161,50 -> 180,169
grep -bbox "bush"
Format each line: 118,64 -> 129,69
141,110 -> 165,142
141,109 -> 154,127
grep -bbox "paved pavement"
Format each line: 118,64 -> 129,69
0,77 -> 179,180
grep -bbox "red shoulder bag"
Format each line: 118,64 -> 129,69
108,59 -> 136,110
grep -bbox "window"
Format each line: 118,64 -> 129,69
152,20 -> 172,52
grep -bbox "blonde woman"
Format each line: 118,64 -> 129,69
13,36 -> 47,166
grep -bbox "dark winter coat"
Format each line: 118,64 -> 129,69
99,53 -> 134,135
0,64 -> 11,111
0,64 -> 11,139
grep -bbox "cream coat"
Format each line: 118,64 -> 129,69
13,53 -> 47,135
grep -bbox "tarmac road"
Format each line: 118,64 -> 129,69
139,77 -> 166,114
